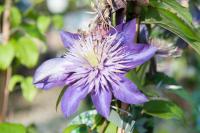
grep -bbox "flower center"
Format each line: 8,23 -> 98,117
84,51 -> 99,67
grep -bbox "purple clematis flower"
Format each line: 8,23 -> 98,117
33,19 -> 157,118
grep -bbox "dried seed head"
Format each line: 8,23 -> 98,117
150,38 -> 182,58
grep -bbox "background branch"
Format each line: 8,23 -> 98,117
0,0 -> 12,122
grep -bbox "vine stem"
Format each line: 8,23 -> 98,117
0,0 -> 12,122
117,1 -> 141,133
100,120 -> 109,133
117,18 -> 140,132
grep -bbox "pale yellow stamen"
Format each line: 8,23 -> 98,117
84,50 -> 99,67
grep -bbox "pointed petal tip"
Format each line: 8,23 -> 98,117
61,98 -> 75,118
96,103 -> 110,119
33,58 -> 73,90
127,90 -> 149,105
95,107 -> 110,119
60,30 -> 68,38
33,82 -> 42,88
60,30 -> 69,42
112,76 -> 149,105
60,30 -> 80,48
91,89 -> 112,119
61,85 -> 89,118
33,72 -> 45,89
61,104 -> 74,118
32,81 -> 47,90
33,74 -> 42,86
101,110 -> 110,119
136,94 -> 149,104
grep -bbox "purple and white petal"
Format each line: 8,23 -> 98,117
91,87 -> 112,118
34,18 -> 157,118
33,58 -> 73,90
112,76 -> 148,104
61,84 -> 89,117
60,31 -> 80,48
125,44 -> 157,69
109,19 -> 136,43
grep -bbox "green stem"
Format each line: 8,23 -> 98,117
99,120 -> 109,133
135,17 -> 140,43
91,116 -> 103,130
117,1 -> 142,133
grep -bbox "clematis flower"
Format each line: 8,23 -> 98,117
33,19 -> 157,118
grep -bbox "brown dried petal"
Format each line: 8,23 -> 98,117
106,0 -> 126,12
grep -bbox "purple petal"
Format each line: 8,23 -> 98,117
60,31 -> 80,48
33,58 -> 73,90
126,44 -> 157,69
109,19 -> 136,43
112,76 -> 148,104
61,84 -> 89,117
91,88 -> 112,118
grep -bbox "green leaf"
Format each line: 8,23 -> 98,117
30,0 -> 44,4
126,62 -> 150,89
108,110 -> 135,133
146,72 -> 194,104
10,7 -> 22,27
26,124 -> 38,133
142,3 -> 200,55
0,6 -> 4,14
150,0 -> 192,26
20,77 -> 37,102
37,15 -> 51,34
63,124 -> 89,133
143,100 -> 184,120
92,114 -> 104,131
146,72 -> 177,85
52,15 -> 64,29
70,110 -> 98,127
0,123 -> 26,133
126,70 -> 142,89
105,122 -> 117,133
168,89 -> 194,106
0,43 -> 15,70
22,24 -> 45,41
8,75 -> 24,92
56,86 -> 67,111
15,36 -> 39,68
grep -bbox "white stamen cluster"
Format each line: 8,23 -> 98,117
63,33 -> 132,92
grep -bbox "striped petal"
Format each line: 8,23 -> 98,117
61,84 -> 89,117
112,76 -> 148,104
126,44 -> 157,69
91,88 -> 112,118
33,58 -> 73,90
60,31 -> 80,48
109,19 -> 136,44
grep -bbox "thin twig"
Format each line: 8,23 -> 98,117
100,120 -> 109,133
0,0 -> 12,122
2,0 -> 11,43
134,17 -> 140,43
117,1 -> 141,133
